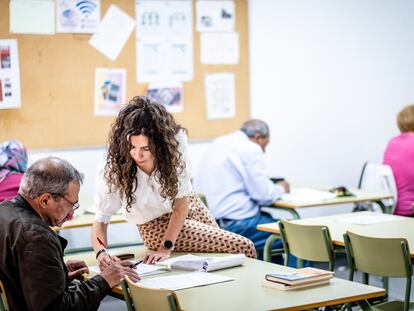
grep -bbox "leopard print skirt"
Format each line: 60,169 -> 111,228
136,192 -> 257,258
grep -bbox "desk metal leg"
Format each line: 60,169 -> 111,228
263,233 -> 282,262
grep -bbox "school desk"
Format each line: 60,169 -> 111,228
64,246 -> 385,311
262,189 -> 393,262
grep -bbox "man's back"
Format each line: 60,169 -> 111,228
194,131 -> 281,220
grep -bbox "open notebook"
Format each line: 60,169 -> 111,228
158,253 -> 246,272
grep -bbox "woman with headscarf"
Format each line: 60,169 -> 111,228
0,140 -> 28,202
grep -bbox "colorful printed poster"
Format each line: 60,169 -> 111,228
147,82 -> 183,113
0,39 -> 21,110
57,0 -> 101,33
94,68 -> 126,116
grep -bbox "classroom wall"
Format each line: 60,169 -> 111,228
248,0 -> 414,193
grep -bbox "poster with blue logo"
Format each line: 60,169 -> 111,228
57,0 -> 101,33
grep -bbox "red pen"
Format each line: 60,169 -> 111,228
97,237 -> 113,260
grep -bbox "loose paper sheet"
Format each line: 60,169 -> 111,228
94,68 -> 126,116
337,213 -> 400,225
57,0 -> 101,33
136,0 -> 193,82
200,32 -> 239,64
196,0 -> 235,32
205,73 -> 235,119
281,188 -> 337,204
0,39 -> 21,109
10,0 -> 55,35
138,271 -> 234,290
147,82 -> 184,113
89,4 -> 135,61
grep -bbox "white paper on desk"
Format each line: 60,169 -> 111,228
205,73 -> 235,120
281,188 -> 337,204
200,32 -> 239,64
10,0 -> 55,35
89,5 -> 135,61
89,264 -> 169,277
138,271 -> 234,290
159,254 -> 245,272
337,213 -> 399,225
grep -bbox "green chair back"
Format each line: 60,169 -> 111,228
121,275 -> 181,311
278,220 -> 335,271
197,192 -> 208,208
0,281 -> 9,311
344,231 -> 412,311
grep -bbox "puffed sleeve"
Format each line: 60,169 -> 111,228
93,162 -> 122,224
176,130 -> 193,198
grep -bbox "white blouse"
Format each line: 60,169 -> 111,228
94,130 -> 192,225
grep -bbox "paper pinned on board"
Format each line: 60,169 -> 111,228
89,4 -> 135,61
10,0 -> 55,35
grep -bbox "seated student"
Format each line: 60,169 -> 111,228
0,140 -> 27,202
383,104 -> 414,216
0,157 -> 139,310
91,96 -> 256,270
193,119 -> 290,261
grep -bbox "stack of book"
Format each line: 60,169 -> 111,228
262,267 -> 334,290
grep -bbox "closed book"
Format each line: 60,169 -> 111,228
262,278 -> 331,291
265,267 -> 334,286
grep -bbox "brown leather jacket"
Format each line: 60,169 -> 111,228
0,195 -> 110,310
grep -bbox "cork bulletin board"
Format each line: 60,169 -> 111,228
0,0 -> 249,149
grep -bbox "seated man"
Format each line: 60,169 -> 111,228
193,119 -> 289,261
0,157 -> 139,310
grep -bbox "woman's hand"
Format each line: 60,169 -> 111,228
143,248 -> 171,264
66,260 -> 89,281
97,252 -> 120,271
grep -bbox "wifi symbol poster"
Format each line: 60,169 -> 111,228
57,0 -> 101,33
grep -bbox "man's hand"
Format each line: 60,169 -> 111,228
277,180 -> 290,193
100,261 -> 140,288
97,252 -> 120,271
144,248 -> 171,264
66,260 -> 89,281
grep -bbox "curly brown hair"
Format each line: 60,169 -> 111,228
105,96 -> 187,212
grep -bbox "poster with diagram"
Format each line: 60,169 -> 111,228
94,68 -> 126,116
147,82 -> 183,113
0,39 -> 21,110
57,0 -> 101,33
135,0 -> 193,82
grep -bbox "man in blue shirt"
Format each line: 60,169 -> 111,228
193,119 -> 289,260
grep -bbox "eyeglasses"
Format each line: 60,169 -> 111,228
51,193 -> 80,211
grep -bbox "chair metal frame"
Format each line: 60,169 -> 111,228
278,220 -> 335,271
121,275 -> 180,311
343,231 -> 412,311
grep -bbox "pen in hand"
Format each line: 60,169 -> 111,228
129,260 -> 143,269
96,237 -> 113,260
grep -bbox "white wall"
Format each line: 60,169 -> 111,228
249,0 -> 414,189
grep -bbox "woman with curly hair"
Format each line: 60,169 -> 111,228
91,96 -> 256,267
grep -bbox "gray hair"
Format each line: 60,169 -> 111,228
240,119 -> 269,138
19,157 -> 84,199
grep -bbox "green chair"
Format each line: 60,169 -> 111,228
0,281 -> 9,311
278,219 -> 335,271
197,192 -> 208,208
343,231 -> 413,311
121,275 -> 182,311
